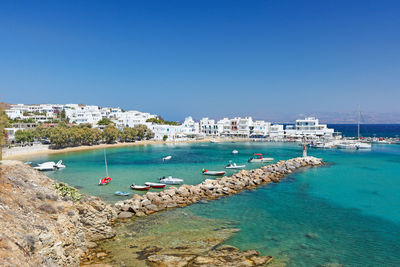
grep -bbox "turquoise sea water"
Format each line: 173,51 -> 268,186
28,142 -> 400,266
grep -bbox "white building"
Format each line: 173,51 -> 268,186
113,110 -> 157,129
285,117 -> 335,138
200,118 -> 221,136
5,104 -> 63,121
149,124 -> 183,140
251,120 -> 271,137
269,124 -> 284,138
180,117 -> 200,136
64,105 -> 102,125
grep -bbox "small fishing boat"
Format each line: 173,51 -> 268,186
114,191 -> 130,196
99,176 -> 111,185
99,149 -> 111,185
162,155 -> 172,161
248,153 -> 274,163
145,182 -> 166,189
232,150 -> 239,154
159,176 -> 184,185
33,161 -> 57,171
225,162 -> 245,169
202,169 -> 226,176
33,160 -> 66,171
130,184 -> 151,191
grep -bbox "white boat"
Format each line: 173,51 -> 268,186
144,182 -> 166,188
210,139 -> 219,143
162,155 -> 172,161
248,153 -> 274,163
130,184 -> 150,191
337,141 -> 371,150
225,162 -> 245,169
202,169 -> 226,176
159,176 -> 184,185
33,161 -> 56,171
337,105 -> 372,150
232,150 -> 238,154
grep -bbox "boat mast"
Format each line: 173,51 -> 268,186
357,104 -> 360,140
104,149 -> 109,177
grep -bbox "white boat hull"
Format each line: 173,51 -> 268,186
159,177 -> 184,185
248,158 -> 274,163
225,165 -> 245,169
203,171 -> 226,176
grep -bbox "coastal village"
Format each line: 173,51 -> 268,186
4,103 -> 339,144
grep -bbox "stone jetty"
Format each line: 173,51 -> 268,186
115,156 -> 323,218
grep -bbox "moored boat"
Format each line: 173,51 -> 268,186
130,184 -> 151,191
99,176 -> 111,185
337,141 -> 371,150
99,149 -> 111,185
232,150 -> 239,154
225,162 -> 245,169
162,155 -> 172,161
248,153 -> 274,163
33,161 -> 57,171
114,191 -> 130,196
159,176 -> 184,185
145,182 -> 166,188
202,169 -> 226,176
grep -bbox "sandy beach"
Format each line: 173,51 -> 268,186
2,138 -> 247,160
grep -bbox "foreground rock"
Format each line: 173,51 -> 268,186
0,160 -> 116,267
147,246 -> 273,266
82,209 -> 274,266
115,156 -> 324,217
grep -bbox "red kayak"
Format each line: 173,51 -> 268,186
99,176 -> 111,185
145,182 -> 166,189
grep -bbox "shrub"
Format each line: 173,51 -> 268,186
53,182 -> 82,202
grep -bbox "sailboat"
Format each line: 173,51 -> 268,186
337,105 -> 371,149
99,149 -> 111,185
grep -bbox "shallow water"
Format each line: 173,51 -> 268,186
28,142 -> 400,266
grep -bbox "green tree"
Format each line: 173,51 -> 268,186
102,124 -> 120,143
49,126 -> 69,148
163,135 -> 168,141
133,124 -> 154,140
92,128 -> 102,144
146,116 -> 180,126
97,118 -> 112,126
122,127 -> 138,142
14,130 -> 34,144
33,126 -> 52,140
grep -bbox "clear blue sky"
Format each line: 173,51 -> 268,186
1,0 -> 399,121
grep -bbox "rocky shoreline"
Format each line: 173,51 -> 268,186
114,156 -> 323,218
0,156 -> 323,266
0,160 -> 116,267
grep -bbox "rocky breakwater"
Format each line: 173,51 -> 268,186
0,160 -> 116,267
115,156 -> 323,218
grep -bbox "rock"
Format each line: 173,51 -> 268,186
166,203 -> 177,208
141,199 -> 151,206
305,232 -> 318,239
96,252 -> 108,258
0,161 -> 116,267
118,211 -> 133,219
86,241 -> 98,249
147,254 -> 195,267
